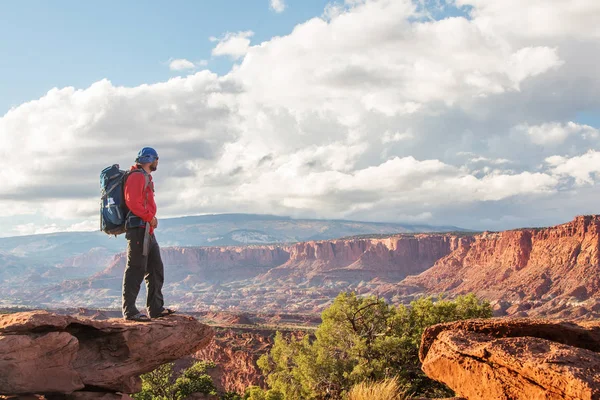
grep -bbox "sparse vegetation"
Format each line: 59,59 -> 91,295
347,378 -> 405,400
132,360 -> 218,400
244,386 -> 284,400
256,291 -> 492,399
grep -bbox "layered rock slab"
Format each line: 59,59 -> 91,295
420,318 -> 600,399
0,311 -> 214,395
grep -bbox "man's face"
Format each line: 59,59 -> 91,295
150,158 -> 159,172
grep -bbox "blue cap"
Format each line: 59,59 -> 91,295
136,147 -> 159,164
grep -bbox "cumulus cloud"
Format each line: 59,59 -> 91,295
546,150 -> 600,185
468,157 -> 512,165
270,0 -> 286,13
211,31 -> 254,59
168,59 -> 208,71
457,0 -> 600,40
382,130 -> 413,144
169,58 -> 196,71
1,0 -> 600,234
517,121 -> 599,146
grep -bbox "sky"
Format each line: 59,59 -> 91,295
1,0 -> 600,237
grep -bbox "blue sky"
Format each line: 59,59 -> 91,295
1,0 -> 600,237
0,0 -> 333,113
0,0 -> 477,115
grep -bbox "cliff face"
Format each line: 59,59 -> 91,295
28,215 -> 600,318
260,235 -> 462,284
98,245 -> 291,283
394,216 -> 600,317
194,328 -> 274,393
97,235 -> 459,285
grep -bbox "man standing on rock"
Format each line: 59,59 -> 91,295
122,147 -> 175,321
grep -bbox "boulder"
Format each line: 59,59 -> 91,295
0,311 -> 214,396
420,318 -> 600,399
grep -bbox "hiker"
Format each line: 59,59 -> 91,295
122,147 -> 175,321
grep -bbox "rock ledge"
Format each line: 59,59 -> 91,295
0,311 -> 214,397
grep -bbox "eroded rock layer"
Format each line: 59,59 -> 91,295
420,318 -> 600,400
0,311 -> 214,396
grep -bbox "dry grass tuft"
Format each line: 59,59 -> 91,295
347,377 -> 406,400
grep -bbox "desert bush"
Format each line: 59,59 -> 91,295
132,360 -> 217,400
257,292 -> 491,399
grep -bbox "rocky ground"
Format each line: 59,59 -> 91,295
0,311 -> 213,398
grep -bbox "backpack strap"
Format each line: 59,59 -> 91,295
140,172 -> 152,257
124,169 -> 152,224
142,172 -> 151,207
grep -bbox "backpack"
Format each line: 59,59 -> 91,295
100,165 -> 149,236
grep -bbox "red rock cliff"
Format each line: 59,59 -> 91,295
96,245 -> 291,283
395,215 -> 600,316
194,327 -> 273,393
259,234 -> 465,284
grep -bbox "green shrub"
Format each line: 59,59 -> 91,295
243,386 -> 284,400
257,292 -> 492,399
132,360 -> 218,400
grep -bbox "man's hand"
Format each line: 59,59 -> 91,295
151,217 -> 158,228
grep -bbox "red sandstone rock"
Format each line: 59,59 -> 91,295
420,318 -> 600,399
97,235 -> 460,287
0,311 -> 214,396
419,318 -> 600,361
194,328 -> 275,393
35,215 -> 600,318
260,235 -> 462,284
0,332 -> 82,394
395,216 -> 600,318
96,245 -> 290,284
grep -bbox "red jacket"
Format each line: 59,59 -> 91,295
124,166 -> 157,234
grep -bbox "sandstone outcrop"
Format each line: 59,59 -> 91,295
97,245 -> 291,284
35,234 -> 464,313
194,327 -> 273,393
390,215 -> 600,318
420,318 -> 600,399
260,235 -> 463,284
0,311 -> 214,397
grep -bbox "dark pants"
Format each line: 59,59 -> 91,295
122,228 -> 165,318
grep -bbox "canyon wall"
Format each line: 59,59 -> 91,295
392,215 -> 600,317
258,234 -> 462,284
27,215 -> 600,318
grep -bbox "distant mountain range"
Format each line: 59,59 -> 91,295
0,213 -> 467,296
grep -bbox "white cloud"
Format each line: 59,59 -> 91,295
1,0 -> 600,234
382,130 -> 413,144
457,0 -> 600,40
547,150 -> 600,185
468,157 -> 512,165
517,122 -> 599,145
270,0 -> 286,13
506,47 -> 564,89
169,58 -> 196,71
231,1 -> 563,114
211,31 -> 254,60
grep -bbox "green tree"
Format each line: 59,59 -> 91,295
132,360 -> 218,400
243,386 -> 285,400
258,292 -> 492,399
